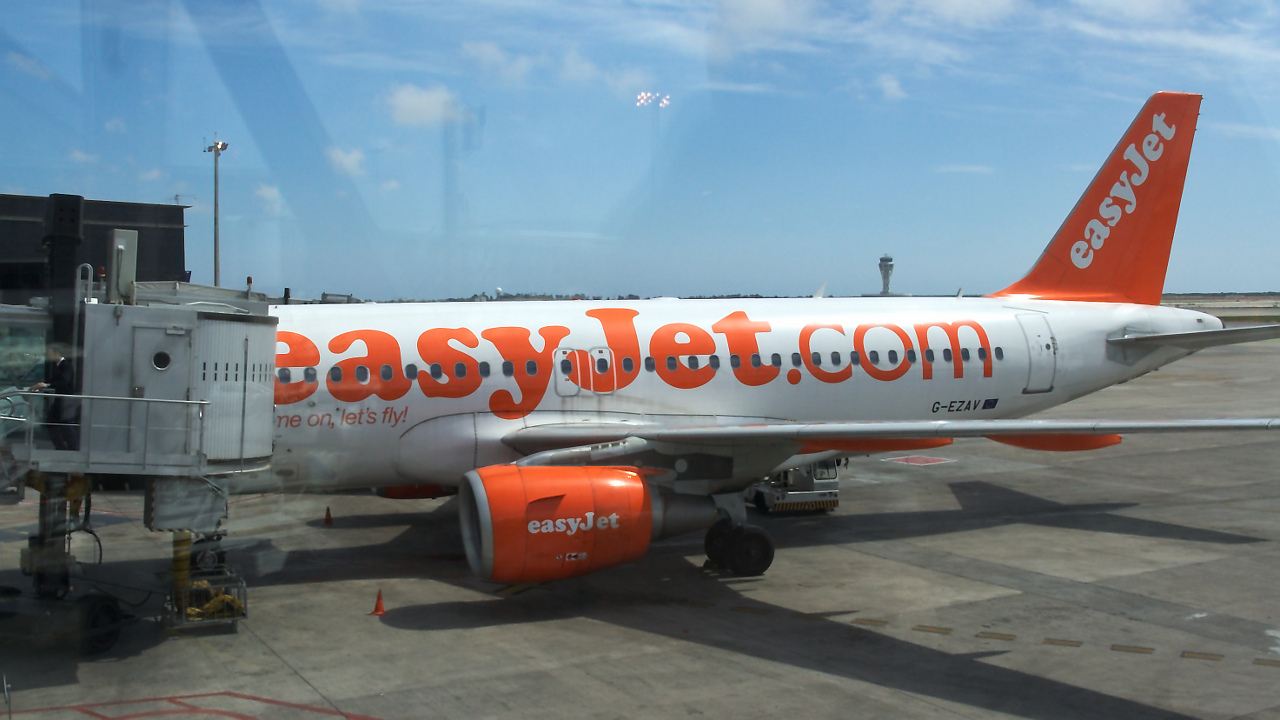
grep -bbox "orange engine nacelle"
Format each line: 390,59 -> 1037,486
461,465 -> 703,584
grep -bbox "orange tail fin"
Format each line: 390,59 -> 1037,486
994,92 -> 1201,305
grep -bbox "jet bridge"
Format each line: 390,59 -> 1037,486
0,201 -> 277,648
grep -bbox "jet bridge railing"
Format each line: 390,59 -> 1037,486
0,390 -> 213,476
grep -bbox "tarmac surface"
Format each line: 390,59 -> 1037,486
3,340 -> 1280,720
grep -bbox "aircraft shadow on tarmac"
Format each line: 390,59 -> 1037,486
767,480 -> 1265,548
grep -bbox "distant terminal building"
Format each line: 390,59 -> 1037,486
0,194 -> 187,305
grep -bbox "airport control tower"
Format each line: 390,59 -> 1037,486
879,254 -> 893,295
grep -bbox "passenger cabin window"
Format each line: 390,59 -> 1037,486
851,351 -> 860,365
479,362 -> 491,378
961,348 -> 971,361
329,367 -> 342,382
906,349 -> 917,363
560,358 -> 573,375
830,352 -> 841,366
525,360 -> 538,375
791,352 -> 802,367
666,356 -> 677,371
687,356 -> 700,370
355,365 -> 370,383
502,361 -> 515,377
405,364 -> 418,379
925,349 -> 934,362
887,350 -> 898,364
811,352 -> 822,366
596,357 -> 608,373
278,368 -> 291,384
868,350 -> 880,364
622,357 -> 634,373
709,355 -> 720,370
455,362 -> 468,378
994,347 -> 1004,360
430,364 -> 443,379
770,353 -> 782,367
750,353 -> 762,368
644,357 -> 655,372
943,349 -> 953,362
380,364 -> 393,381
977,347 -> 987,361
730,354 -> 741,369
304,367 -> 317,383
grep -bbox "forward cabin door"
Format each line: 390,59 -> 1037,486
1016,314 -> 1056,393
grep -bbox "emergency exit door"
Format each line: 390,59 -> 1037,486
1015,314 -> 1056,394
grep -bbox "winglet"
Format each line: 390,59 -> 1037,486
993,92 -> 1201,305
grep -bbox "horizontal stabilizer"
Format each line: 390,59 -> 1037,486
1109,324 -> 1280,351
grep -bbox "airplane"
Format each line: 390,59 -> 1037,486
260,91 -> 1280,586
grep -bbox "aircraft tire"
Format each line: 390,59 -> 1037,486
727,525 -> 774,577
704,518 -> 735,567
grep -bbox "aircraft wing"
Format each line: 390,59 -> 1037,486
1109,323 -> 1280,351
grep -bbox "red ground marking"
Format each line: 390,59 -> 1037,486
13,692 -> 384,720
883,455 -> 955,466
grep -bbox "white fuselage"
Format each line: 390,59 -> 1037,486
244,296 -> 1218,494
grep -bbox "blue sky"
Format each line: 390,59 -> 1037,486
3,0 -> 1280,300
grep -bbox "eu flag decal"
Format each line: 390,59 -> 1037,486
982,398 -> 999,410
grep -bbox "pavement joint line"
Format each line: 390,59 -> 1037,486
1043,638 -> 1083,647
850,618 -> 887,627
496,583 -> 539,596
912,625 -> 952,635
1253,658 -> 1280,667
1181,651 -> 1224,661
1111,644 -> 1156,655
730,606 -> 771,615
976,632 -> 1017,641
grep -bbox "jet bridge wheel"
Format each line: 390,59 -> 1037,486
78,593 -> 122,655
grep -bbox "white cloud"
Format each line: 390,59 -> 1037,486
1211,122 -> 1280,141
935,164 -> 994,173
318,0 -> 360,13
1067,0 -> 1188,23
560,49 -> 652,97
877,73 -> 907,100
905,0 -> 1023,27
380,179 -> 401,192
326,146 -> 366,176
713,0 -> 817,58
139,168 -> 162,181
463,42 -> 536,85
69,150 -> 98,163
255,184 -> 284,216
5,51 -> 52,82
388,83 -> 457,126
104,118 -> 127,134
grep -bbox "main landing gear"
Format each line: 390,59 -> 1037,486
703,518 -> 775,577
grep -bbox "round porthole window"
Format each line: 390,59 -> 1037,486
153,351 -> 171,370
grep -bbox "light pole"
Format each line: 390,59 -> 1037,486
636,92 -> 669,208
204,139 -> 228,286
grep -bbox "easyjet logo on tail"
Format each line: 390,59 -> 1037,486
1071,113 -> 1177,270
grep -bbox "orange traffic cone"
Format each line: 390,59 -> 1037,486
324,507 -> 333,527
370,589 -> 385,616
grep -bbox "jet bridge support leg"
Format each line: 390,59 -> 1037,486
24,472 -> 73,600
